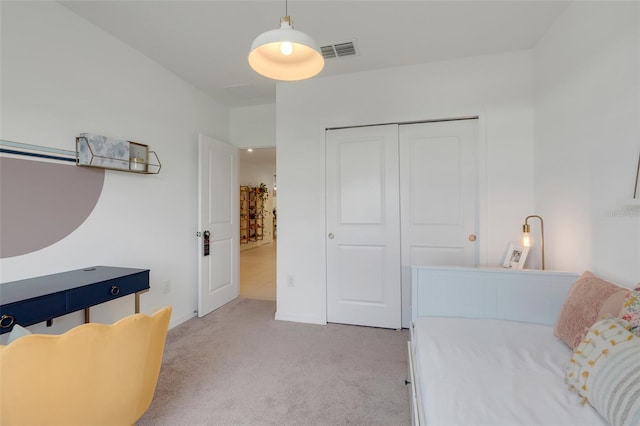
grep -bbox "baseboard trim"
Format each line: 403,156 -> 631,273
168,311 -> 197,330
275,311 -> 326,325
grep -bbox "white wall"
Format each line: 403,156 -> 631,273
276,51 -> 536,324
231,104 -> 276,148
0,1 -> 230,334
533,1 -> 640,287
239,158 -> 276,189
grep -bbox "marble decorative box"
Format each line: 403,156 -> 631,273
76,133 -> 130,170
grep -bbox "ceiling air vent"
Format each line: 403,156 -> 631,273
320,41 -> 357,59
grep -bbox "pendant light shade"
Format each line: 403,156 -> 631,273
248,16 -> 324,81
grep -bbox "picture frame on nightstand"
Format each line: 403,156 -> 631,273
502,243 -> 529,270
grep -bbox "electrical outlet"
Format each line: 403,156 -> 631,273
287,275 -> 294,287
163,280 -> 171,294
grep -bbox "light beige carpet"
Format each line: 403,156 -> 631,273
138,298 -> 411,426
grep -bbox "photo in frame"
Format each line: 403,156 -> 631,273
502,243 -> 529,270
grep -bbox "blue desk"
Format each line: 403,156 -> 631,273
0,266 -> 150,334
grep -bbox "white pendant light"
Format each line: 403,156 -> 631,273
248,1 -> 324,81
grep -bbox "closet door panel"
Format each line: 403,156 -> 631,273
399,119 -> 479,327
326,125 -> 401,329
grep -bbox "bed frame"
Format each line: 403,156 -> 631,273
407,266 -> 579,426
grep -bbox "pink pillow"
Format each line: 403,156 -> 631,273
554,271 -> 625,348
597,289 -> 629,320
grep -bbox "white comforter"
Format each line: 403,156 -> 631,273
412,316 -> 609,426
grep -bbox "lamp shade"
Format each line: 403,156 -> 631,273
248,18 -> 324,81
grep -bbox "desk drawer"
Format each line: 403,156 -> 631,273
0,293 -> 67,332
66,272 -> 148,312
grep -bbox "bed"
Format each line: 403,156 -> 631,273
407,266 -> 619,426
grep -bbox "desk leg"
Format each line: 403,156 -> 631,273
135,289 -> 149,313
84,308 -> 90,323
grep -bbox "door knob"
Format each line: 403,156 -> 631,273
328,233 -> 335,239
468,234 -> 477,242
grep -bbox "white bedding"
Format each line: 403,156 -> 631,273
412,316 -> 609,426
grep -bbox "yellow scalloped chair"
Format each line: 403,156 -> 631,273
0,306 -> 171,426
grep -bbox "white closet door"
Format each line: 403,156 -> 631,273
326,125 -> 401,329
399,119 -> 478,327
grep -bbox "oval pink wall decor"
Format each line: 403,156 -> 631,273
0,157 -> 105,258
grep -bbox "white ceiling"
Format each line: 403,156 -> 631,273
239,147 -> 276,165
59,0 -> 570,108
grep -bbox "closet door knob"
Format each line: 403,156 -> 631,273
328,233 -> 335,239
468,234 -> 477,242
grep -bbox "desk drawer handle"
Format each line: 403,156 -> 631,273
110,285 -> 120,296
0,314 -> 15,329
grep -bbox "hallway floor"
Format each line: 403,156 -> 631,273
240,240 -> 276,301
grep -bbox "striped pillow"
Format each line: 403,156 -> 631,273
566,317 -> 640,426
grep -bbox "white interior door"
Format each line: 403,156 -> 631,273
399,119 -> 478,326
326,125 -> 401,329
198,134 -> 239,317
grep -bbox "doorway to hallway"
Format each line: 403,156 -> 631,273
239,147 -> 276,301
